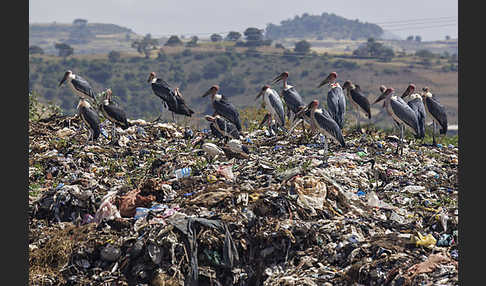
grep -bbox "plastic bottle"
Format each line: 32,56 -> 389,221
174,167 -> 192,179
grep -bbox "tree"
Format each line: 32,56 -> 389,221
294,40 -> 311,54
415,49 -> 435,59
54,43 -> 73,58
225,31 -> 242,41
445,35 -> 451,40
131,34 -> 159,58
244,27 -> 264,46
108,50 -> 121,62
406,35 -> 414,41
210,33 -> 223,42
415,35 -> 422,42
164,35 -> 183,47
275,43 -> 285,49
29,45 -> 44,55
185,36 -> 199,47
73,19 -> 88,26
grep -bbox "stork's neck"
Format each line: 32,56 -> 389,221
151,77 -> 157,84
282,78 -> 288,89
212,93 -> 222,101
77,99 -> 91,109
103,99 -> 110,105
329,82 -> 340,89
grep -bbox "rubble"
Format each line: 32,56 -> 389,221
29,116 -> 458,285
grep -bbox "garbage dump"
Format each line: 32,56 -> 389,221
29,115 -> 458,285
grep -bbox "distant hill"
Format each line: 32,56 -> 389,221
29,21 -> 138,55
265,12 -> 384,40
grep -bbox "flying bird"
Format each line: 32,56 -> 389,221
202,85 -> 242,131
318,72 -> 346,129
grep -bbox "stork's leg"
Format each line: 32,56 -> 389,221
432,121 -> 437,146
323,135 -> 329,163
288,118 -> 302,134
172,112 -> 176,124
400,125 -> 404,156
152,114 -> 162,123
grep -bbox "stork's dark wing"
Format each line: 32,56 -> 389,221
390,98 -> 419,135
314,110 -> 346,147
425,97 -> 448,134
102,104 -> 129,129
216,117 -> 240,139
268,90 -> 285,126
282,87 -> 305,114
172,94 -> 194,116
151,78 -> 175,102
214,100 -> 241,131
327,87 -> 345,129
72,75 -> 96,99
79,106 -> 101,140
407,98 -> 426,138
210,123 -> 224,139
350,89 -> 371,119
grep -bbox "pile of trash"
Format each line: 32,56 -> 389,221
29,114 -> 458,285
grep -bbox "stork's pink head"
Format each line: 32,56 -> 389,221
147,72 -> 156,83
203,85 -> 219,97
256,85 -> 270,99
401,83 -> 416,98
271,71 -> 289,84
318,72 -> 338,88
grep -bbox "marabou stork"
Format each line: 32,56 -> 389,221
421,87 -> 448,146
204,115 -> 240,142
147,72 -> 194,123
258,113 -> 278,136
400,84 -> 426,140
98,89 -> 130,140
341,80 -> 371,130
297,100 -> 346,160
59,70 -> 97,104
202,85 -> 242,131
318,72 -> 346,129
373,87 -> 420,155
256,85 -> 286,134
77,98 -> 101,143
271,71 -> 306,126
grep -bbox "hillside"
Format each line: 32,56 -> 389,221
28,45 -> 458,129
265,12 -> 383,40
29,22 -> 138,55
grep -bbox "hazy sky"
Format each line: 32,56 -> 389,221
29,0 -> 457,41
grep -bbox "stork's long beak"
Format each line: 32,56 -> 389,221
295,102 -> 312,118
317,75 -> 331,88
373,92 -> 387,104
271,73 -> 284,84
258,113 -> 271,129
401,88 -> 411,98
59,73 -> 68,87
202,88 -> 212,98
147,74 -> 154,83
256,90 -> 264,100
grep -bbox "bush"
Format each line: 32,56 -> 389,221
294,40 -> 311,54
219,74 -> 246,95
332,60 -> 359,70
108,50 -> 121,62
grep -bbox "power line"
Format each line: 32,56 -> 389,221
374,16 -> 456,25
385,23 -> 457,32
380,19 -> 457,28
